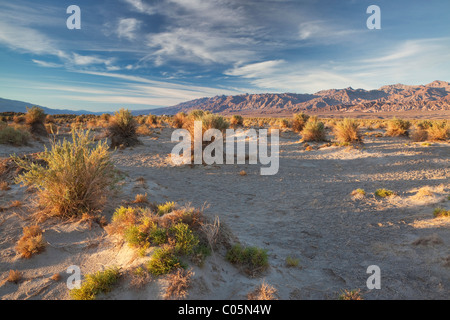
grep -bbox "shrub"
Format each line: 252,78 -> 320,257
301,118 -> 326,142
25,107 -> 47,136
147,245 -> 182,276
285,256 -> 300,268
108,108 -> 139,148
70,267 -> 120,300
410,128 -> 428,142
375,188 -> 395,198
157,201 -> 176,216
0,126 -> 30,146
226,243 -> 269,274
146,114 -> 158,125
339,289 -> 363,300
433,207 -> 450,218
385,118 -> 411,137
292,113 -> 310,133
230,115 -> 244,128
15,226 -> 46,258
333,118 -> 362,143
163,268 -> 194,300
426,121 -> 449,141
13,129 -> 122,219
172,112 -> 187,129
7,270 -> 22,284
171,222 -> 199,255
278,118 -> 290,129
247,281 -> 277,300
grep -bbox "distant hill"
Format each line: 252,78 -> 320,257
139,80 -> 450,116
0,97 -> 102,115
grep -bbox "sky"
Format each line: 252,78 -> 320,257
0,0 -> 449,112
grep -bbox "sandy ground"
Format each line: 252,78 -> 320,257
0,125 -> 449,300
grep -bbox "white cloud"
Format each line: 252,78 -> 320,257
32,59 -> 63,68
224,60 -> 285,79
117,18 -> 141,41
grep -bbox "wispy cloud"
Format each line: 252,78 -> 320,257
117,18 -> 141,41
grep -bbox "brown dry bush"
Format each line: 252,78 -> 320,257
292,113 -> 310,133
172,112 -> 187,129
385,118 -> 411,137
163,268 -> 194,300
108,108 -> 140,148
16,225 -> 46,258
24,106 -> 48,136
426,121 -> 449,141
7,270 -> 22,283
333,118 -> 362,143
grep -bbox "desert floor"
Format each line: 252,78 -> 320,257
0,125 -> 449,300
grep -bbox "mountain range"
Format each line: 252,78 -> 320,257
1,80 -> 449,116
143,80 -> 450,116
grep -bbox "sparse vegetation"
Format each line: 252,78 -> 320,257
0,125 -> 30,146
163,268 -> 194,300
285,256 -> 300,268
7,270 -> 22,284
70,267 -> 121,300
292,113 -> 310,133
147,245 -> 183,276
230,115 -> 244,128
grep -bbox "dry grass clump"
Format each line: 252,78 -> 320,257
163,268 -> 194,300
13,129 -> 122,219
184,111 -> 229,151
15,225 -> 46,258
339,289 -> 363,300
133,193 -> 149,204
7,270 -> 23,284
0,180 -> 10,191
108,108 -> 140,148
410,128 -> 429,142
333,118 -> 362,143
385,118 -> 411,137
301,117 -> 326,142
247,281 -> 278,300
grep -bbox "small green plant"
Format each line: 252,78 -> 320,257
147,246 -> 182,276
157,201 -> 176,216
226,243 -> 269,274
171,223 -> 199,255
433,207 -> 450,218
375,188 -> 395,198
285,256 -> 300,268
70,267 -> 121,300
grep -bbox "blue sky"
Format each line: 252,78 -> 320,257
0,0 -> 449,112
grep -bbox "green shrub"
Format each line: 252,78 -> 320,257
433,207 -> 450,218
375,188 -> 395,198
226,243 -> 269,274
147,246 -> 182,276
171,223 -> 199,255
157,201 -> 176,216
13,129 -> 122,219
70,267 -> 120,300
0,126 -> 30,146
